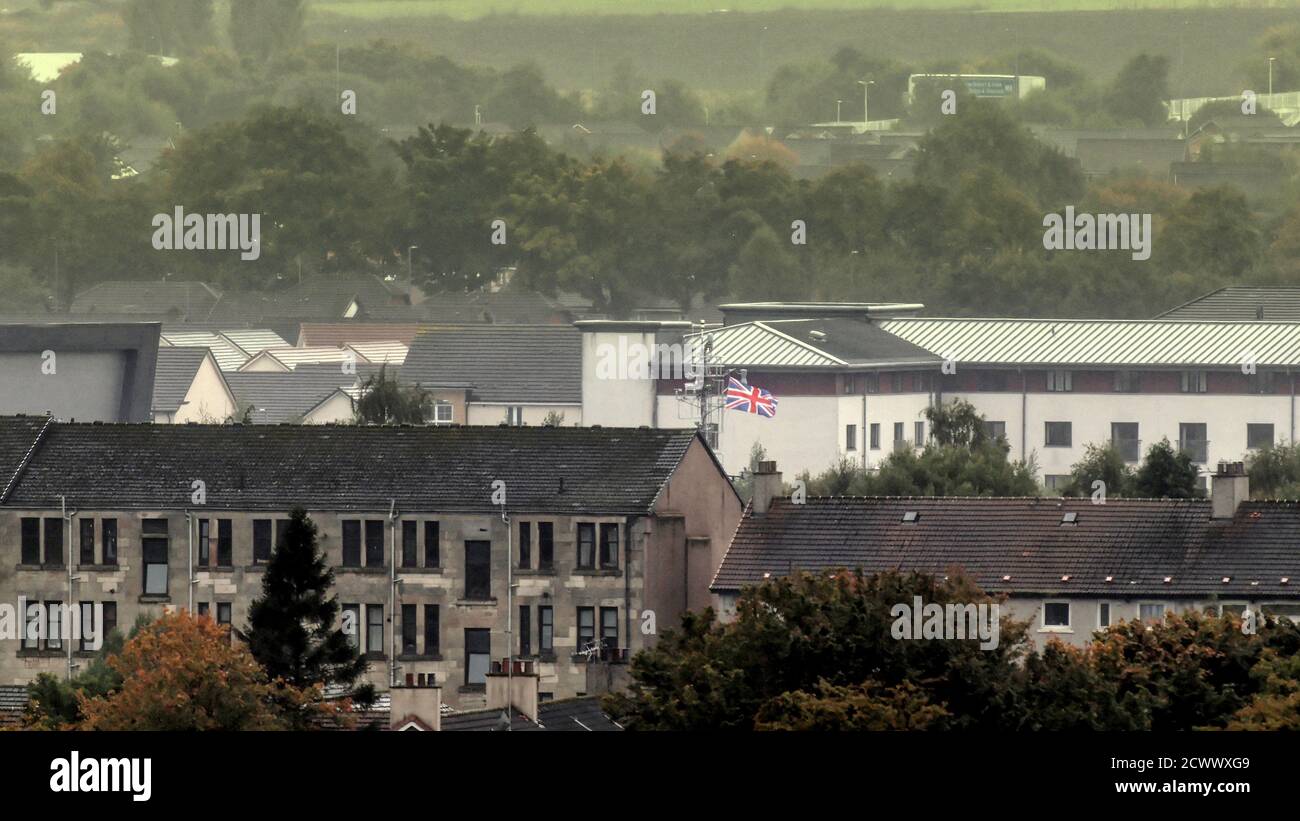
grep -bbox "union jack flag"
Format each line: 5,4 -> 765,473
724,377 -> 778,417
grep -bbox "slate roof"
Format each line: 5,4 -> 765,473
0,422 -> 702,514
1156,286 -> 1300,322
152,347 -> 215,412
0,416 -> 48,503
224,372 -> 355,424
440,697 -> 622,731
403,326 -> 582,403
71,281 -> 222,318
298,323 -> 431,347
712,496 -> 1300,599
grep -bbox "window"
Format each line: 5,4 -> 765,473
577,607 -> 596,654
843,376 -> 855,394
433,402 -> 453,424
401,604 -> 417,655
519,605 -> 532,657
977,371 -> 1008,391
216,602 -> 232,627
600,607 -> 618,655
914,421 -> 925,447
1179,423 -> 1208,463
1046,370 -> 1072,392
401,521 -> 417,568
342,604 -> 360,649
869,423 -> 880,450
197,602 -> 210,619
891,372 -> 903,392
1250,371 -> 1275,394
44,517 -> 63,565
845,424 -> 857,451
893,422 -> 905,450
1044,475 -> 1071,493
197,519 -> 210,567
22,600 -> 40,650
80,601 -> 115,652
519,522 -> 531,568
79,519 -> 95,565
1247,423 -> 1274,450
365,520 -> 384,567
254,519 -> 273,564
46,600 -> 62,649
423,521 -> 439,568
1098,602 -> 1112,628
1043,602 -> 1070,628
341,520 -> 361,567
539,606 -> 554,656
217,520 -> 232,567
274,519 -> 290,554
1139,603 -> 1165,623
366,604 -> 384,655
101,520 -> 117,565
863,373 -> 878,393
538,522 -> 554,569
465,541 -> 491,600
1045,421 -> 1072,447
577,523 -> 596,569
983,421 -> 1006,441
20,518 -> 39,564
506,406 -> 524,426
1180,370 -> 1207,393
1114,371 -> 1142,393
599,523 -> 619,569
424,605 -> 439,656
465,628 -> 490,685
1111,422 -> 1140,463
142,519 -> 169,597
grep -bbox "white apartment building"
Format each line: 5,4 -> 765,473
577,303 -> 1300,488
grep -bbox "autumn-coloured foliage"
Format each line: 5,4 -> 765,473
76,610 -> 328,731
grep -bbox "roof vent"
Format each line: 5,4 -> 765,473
808,330 -> 827,342
901,510 -> 919,523
1060,574 -> 1070,582
1060,511 -> 1078,525
1163,576 -> 1172,584
1104,575 -> 1114,583
1222,576 -> 1231,584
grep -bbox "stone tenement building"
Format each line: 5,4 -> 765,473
0,417 -> 741,708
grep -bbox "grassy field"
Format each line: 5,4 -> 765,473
305,6 -> 1300,94
313,0 -> 1272,21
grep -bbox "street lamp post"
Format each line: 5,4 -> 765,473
858,80 -> 874,125
836,99 -> 843,123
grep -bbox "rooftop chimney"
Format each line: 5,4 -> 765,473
751,460 -> 783,515
389,674 -> 442,731
1211,461 -> 1249,520
486,658 -> 539,722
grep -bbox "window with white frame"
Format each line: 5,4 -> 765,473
1046,370 -> 1072,392
1042,602 -> 1070,629
433,402 -> 453,424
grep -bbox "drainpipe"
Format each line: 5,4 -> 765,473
1019,368 -> 1027,462
388,500 -> 397,688
625,515 -> 635,654
62,496 -> 75,682
186,510 -> 194,613
1291,368 -> 1295,445
504,504 -> 513,728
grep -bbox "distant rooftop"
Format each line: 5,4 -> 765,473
1156,286 -> 1300,322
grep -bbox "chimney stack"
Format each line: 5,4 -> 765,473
486,658 -> 539,722
389,675 -> 442,731
751,460 -> 784,515
1211,461 -> 1249,520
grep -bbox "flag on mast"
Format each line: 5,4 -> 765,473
724,377 -> 777,418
